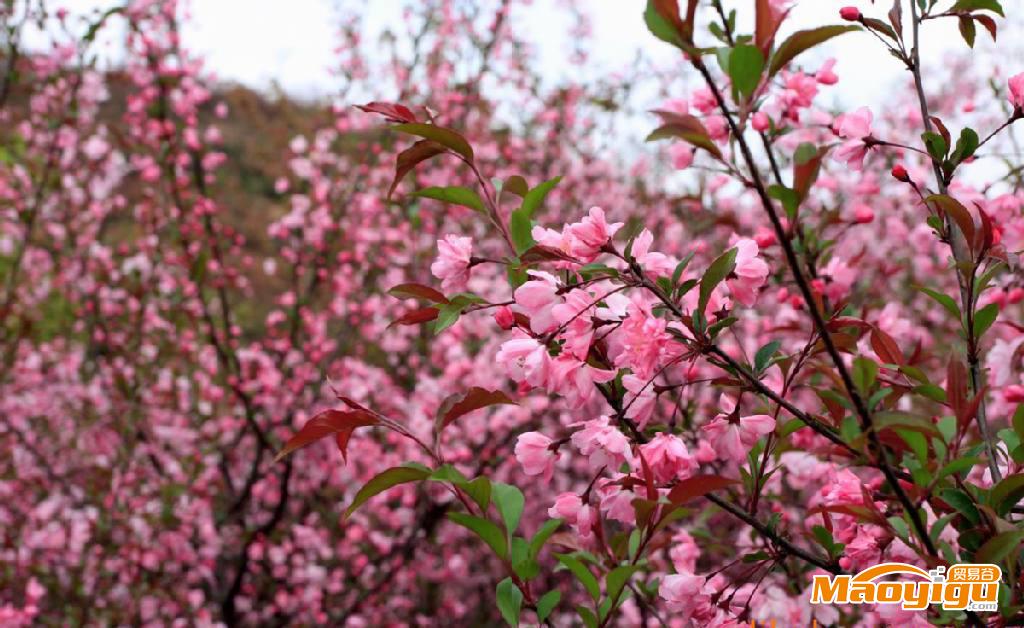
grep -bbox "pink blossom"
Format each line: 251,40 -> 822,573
669,143 -> 694,169
572,416 -> 635,468
631,229 -> 675,277
727,239 -> 769,307
660,572 -> 713,622
639,433 -> 696,483
514,432 -> 557,480
1009,72 -> 1024,109
751,112 -> 771,132
567,206 -> 623,259
816,58 -> 838,85
430,234 -> 473,291
513,271 -> 560,333
496,334 -> 550,387
702,397 -> 776,461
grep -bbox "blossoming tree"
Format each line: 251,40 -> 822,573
3,0 -> 1024,625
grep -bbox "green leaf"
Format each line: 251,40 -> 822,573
577,605 -> 599,628
1013,405 -> 1024,441
915,285 -> 962,320
950,0 -> 1004,16
768,25 -> 860,77
973,303 -> 999,339
644,0 -> 684,48
958,15 -> 977,47
556,553 -> 601,600
536,590 -> 561,622
936,456 -> 981,481
509,209 -> 535,255
503,175 -> 529,197
392,123 -> 474,162
754,341 -> 781,373
433,302 -> 463,334
530,519 -> 564,558
606,564 -> 641,604
940,488 -> 980,525
492,482 -> 526,535
496,578 -> 523,627
698,247 -> 738,317
990,473 -> 1024,516
975,531 -> 1024,565
767,184 -> 800,220
448,512 -> 507,558
951,127 -> 980,164
922,132 -> 949,160
410,186 -> 486,213
344,465 -> 430,518
728,44 -> 765,99
852,357 -> 879,394
464,476 -> 492,511
520,177 -> 562,219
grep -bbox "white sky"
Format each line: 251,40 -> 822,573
29,1 -> 973,108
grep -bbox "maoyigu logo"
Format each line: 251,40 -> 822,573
810,562 -> 1000,612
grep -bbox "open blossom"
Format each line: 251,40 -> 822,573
833,106 -> 874,170
1009,72 -> 1024,109
548,493 -> 596,540
567,206 -> 623,259
727,239 -> 769,307
496,334 -> 550,387
513,270 -> 560,333
631,229 -> 675,277
669,142 -> 694,169
430,234 -> 473,291
702,396 -> 776,461
514,432 -> 557,480
572,416 -> 635,468
547,356 -> 616,408
639,433 -> 696,483
659,572 -> 713,622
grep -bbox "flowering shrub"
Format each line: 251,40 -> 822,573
3,0 -> 1024,625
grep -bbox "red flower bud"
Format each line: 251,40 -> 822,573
839,7 -> 861,21
891,163 -> 910,182
494,305 -> 515,330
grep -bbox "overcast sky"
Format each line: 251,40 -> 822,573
28,1 -> 974,107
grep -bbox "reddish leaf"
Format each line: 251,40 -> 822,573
439,387 -> 517,431
637,450 -> 659,502
793,146 -> 826,201
827,316 -> 872,332
392,123 -> 474,162
667,474 -> 737,505
388,283 -> 449,304
947,357 -> 968,419
930,117 -> 952,148
808,503 -> 885,525
389,140 -> 446,198
648,110 -> 723,159
519,245 -> 578,264
768,25 -> 859,77
355,101 -> 418,124
275,409 -> 378,462
976,204 -> 995,254
958,386 -> 989,432
975,14 -> 998,41
927,195 -> 976,253
870,326 -> 905,366
388,306 -> 440,329
755,0 -> 787,55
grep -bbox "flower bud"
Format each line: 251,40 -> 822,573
839,7 -> 861,21
751,112 -> 771,133
891,163 -> 910,182
853,204 -> 875,224
494,305 -> 515,330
